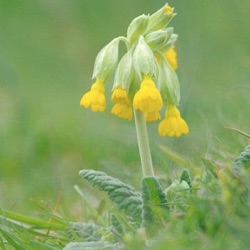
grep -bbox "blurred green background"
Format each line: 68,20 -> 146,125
0,0 -> 249,216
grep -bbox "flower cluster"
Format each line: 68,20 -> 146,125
80,3 -> 189,137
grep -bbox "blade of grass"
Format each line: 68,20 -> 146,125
0,208 -> 66,230
158,144 -> 190,167
0,228 -> 27,250
224,126 -> 250,138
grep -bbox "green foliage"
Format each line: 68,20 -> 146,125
79,171 -> 172,238
79,170 -> 142,222
0,227 -> 27,250
63,241 -> 118,250
109,214 -> 124,238
141,176 -> 169,235
233,144 -> 250,171
180,169 -> 192,188
66,222 -> 104,242
1,148 -> 250,249
0,209 -> 67,249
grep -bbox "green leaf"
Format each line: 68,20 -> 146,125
141,177 -> 169,235
0,228 -> 27,250
0,208 -> 66,230
180,169 -> 192,188
109,213 -> 124,238
79,170 -> 142,222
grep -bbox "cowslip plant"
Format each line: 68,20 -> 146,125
76,3 -> 188,247
80,3 -> 188,176
0,3 -> 249,250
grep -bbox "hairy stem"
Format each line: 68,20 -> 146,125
134,110 -> 155,177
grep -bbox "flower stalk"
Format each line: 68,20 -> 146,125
134,110 -> 155,177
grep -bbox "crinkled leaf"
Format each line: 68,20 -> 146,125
79,170 -> 142,222
109,213 -> 124,239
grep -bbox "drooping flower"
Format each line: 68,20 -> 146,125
158,105 -> 189,137
111,87 -> 129,104
144,111 -> 161,122
111,103 -> 133,121
111,87 -> 133,120
133,75 -> 163,114
80,78 -> 106,112
164,46 -> 177,70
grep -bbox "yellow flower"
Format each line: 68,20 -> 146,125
144,111 -> 161,122
111,103 -> 133,121
158,105 -> 189,137
133,75 -> 163,113
111,87 -> 128,104
80,78 -> 106,112
111,87 -> 133,120
164,46 -> 177,70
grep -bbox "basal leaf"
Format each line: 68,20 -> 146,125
141,176 -> 169,235
109,213 -> 124,240
79,170 -> 142,222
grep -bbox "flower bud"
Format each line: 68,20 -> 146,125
145,28 -> 173,52
127,14 -> 149,44
113,50 -> 134,90
133,36 -> 157,79
158,57 -> 180,105
160,33 -> 178,52
147,4 -> 175,32
165,179 -> 190,201
92,38 -> 119,82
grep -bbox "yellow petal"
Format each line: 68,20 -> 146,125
111,103 -> 133,120
133,76 -> 163,113
164,46 -> 177,70
158,106 -> 189,137
144,111 -> 161,122
111,87 -> 129,104
80,79 -> 106,112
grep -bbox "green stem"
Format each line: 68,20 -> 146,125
134,110 -> 155,177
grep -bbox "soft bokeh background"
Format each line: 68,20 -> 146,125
0,0 -> 249,215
